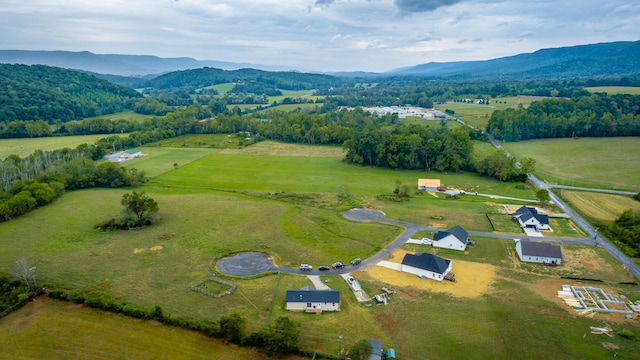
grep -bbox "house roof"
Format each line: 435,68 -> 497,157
418,178 -> 440,188
366,339 -> 383,359
401,253 -> 451,274
513,206 -> 549,225
519,240 -> 562,259
285,289 -> 340,303
433,225 -> 468,244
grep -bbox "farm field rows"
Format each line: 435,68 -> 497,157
1,139 -> 639,359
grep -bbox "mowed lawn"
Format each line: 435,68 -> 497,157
502,137 -> 640,191
585,86 -> 640,95
0,134 -> 121,159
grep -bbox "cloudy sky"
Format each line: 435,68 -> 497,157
1,0 -> 639,72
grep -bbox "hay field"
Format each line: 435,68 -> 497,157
559,190 -> 640,222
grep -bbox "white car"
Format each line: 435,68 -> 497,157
299,264 -> 313,270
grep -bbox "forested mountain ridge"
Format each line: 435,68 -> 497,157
392,41 -> 640,80
0,50 -> 291,76
0,64 -> 142,123
142,67 -> 342,90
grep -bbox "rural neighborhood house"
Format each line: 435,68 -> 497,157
417,178 -> 441,191
432,225 -> 469,251
515,239 -> 563,265
285,286 -> 340,313
511,206 -> 550,232
401,253 -> 452,281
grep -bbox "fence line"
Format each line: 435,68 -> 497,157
189,274 -> 236,298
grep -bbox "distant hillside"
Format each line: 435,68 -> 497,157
0,64 -> 142,123
0,50 -> 297,76
392,41 -> 640,80
144,67 -> 342,90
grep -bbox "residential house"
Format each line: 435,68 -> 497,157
401,253 -> 452,281
432,225 -> 469,251
417,178 -> 441,191
119,149 -> 142,160
512,206 -> 550,231
515,239 -> 563,265
285,286 -> 340,312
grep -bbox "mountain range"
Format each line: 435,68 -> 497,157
1,40 -> 639,80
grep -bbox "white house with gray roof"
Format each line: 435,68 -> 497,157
401,253 -> 452,281
285,286 -> 340,312
512,206 -> 550,231
432,225 -> 468,251
515,239 -> 562,265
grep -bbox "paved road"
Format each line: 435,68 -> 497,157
485,133 -> 640,279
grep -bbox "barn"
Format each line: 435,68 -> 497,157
285,287 -> 340,313
432,225 -> 468,251
401,253 -> 452,281
515,239 -> 563,265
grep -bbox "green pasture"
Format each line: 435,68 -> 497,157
83,110 -> 149,122
120,147 -> 218,178
586,86 -> 640,95
207,82 -> 236,94
0,299 -> 301,360
0,134 -> 121,159
263,104 -> 321,113
2,140 -> 640,359
501,137 -> 640,191
267,90 -> 321,104
434,96 -> 542,130
145,133 -> 250,149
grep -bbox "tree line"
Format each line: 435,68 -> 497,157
0,146 -> 145,222
487,94 -> 640,141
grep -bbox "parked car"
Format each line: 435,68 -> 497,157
299,264 -> 313,270
347,276 -> 355,284
350,258 -> 361,266
318,265 -> 330,271
332,262 -> 345,269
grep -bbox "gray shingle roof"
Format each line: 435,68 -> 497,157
401,253 -> 450,274
285,289 -> 340,303
433,225 -> 468,244
513,206 -> 549,225
519,240 -> 562,259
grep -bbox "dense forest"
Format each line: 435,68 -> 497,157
487,94 -> 640,140
0,64 -> 141,123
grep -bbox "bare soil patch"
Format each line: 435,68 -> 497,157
133,248 -> 144,254
150,246 -> 163,251
362,249 -> 496,298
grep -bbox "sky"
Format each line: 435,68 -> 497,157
1,0 -> 639,72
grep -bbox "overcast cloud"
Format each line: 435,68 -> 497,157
0,0 -> 638,72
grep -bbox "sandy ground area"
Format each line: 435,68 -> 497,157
358,249 -> 496,298
133,245 -> 163,254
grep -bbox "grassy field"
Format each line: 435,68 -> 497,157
434,96 -> 542,130
83,110 -> 149,122
501,137 -> 640,191
556,190 -> 640,222
1,140 -> 639,359
586,86 -> 640,95
0,298 -> 305,360
0,134 -> 121,159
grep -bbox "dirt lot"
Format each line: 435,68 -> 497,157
357,249 -> 496,298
